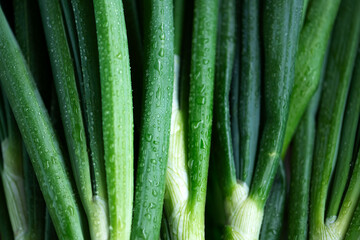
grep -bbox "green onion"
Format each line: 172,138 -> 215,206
238,0 -> 260,186
13,1 -> 47,238
222,0 -> 303,238
309,0 -> 360,237
93,0 -> 134,238
38,0 -> 109,237
213,0 -> 237,201
164,0 -> 218,238
259,162 -> 286,240
287,62 -> 324,240
326,49 -> 360,220
187,0 -> 218,234
131,0 -> 174,238
0,6 -> 84,239
1,1 -> 360,239
72,0 -> 109,237
282,0 -> 341,156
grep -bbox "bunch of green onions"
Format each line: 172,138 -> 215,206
0,0 -> 360,239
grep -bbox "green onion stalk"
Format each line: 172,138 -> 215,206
309,0 -> 360,236
0,6 -> 84,239
281,0 -> 341,156
13,1 -> 48,238
131,0 -> 174,239
164,0 -> 218,238
1,3 -> 48,238
37,0 -> 113,237
93,0 -> 134,238
212,0 -> 303,239
287,51 -> 326,240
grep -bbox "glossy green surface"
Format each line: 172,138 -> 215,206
71,0 -> 106,202
188,0 -> 218,212
288,80 -> 322,240
14,1 -> 46,238
71,2 -> 110,238
309,0 -> 360,236
282,0 -> 341,156
327,50 -> 360,219
213,0 -> 237,196
0,7 -> 84,239
131,0 -> 174,238
93,0 -> 134,238
249,0 -> 303,208
1,55 -> 29,240
38,0 -> 98,237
